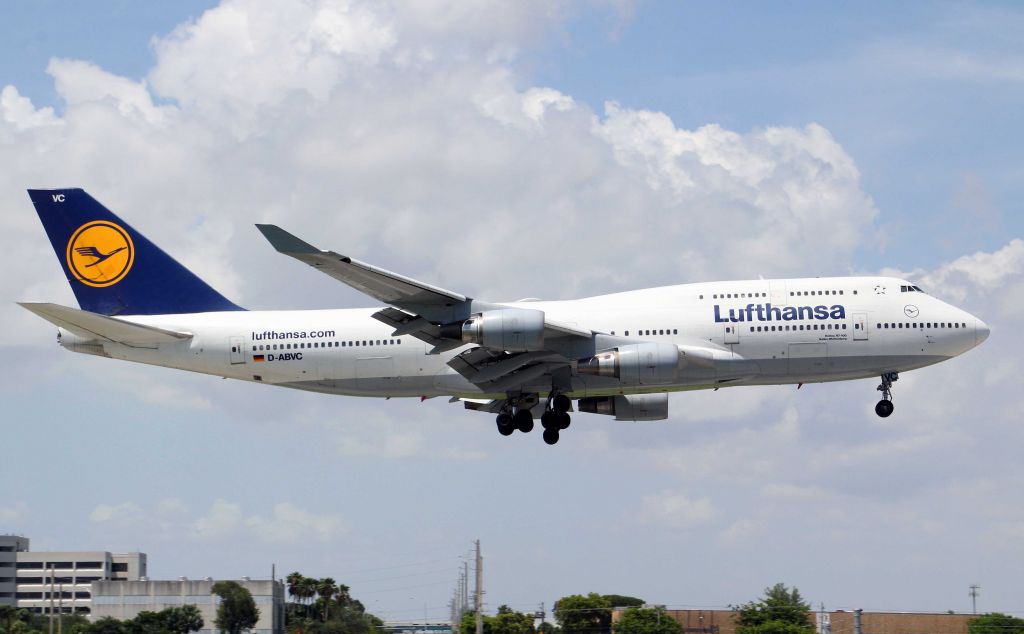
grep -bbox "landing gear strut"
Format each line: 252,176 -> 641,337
875,371 -> 898,418
540,392 -> 572,445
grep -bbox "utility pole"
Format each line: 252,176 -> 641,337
48,565 -> 55,634
463,561 -> 469,611
969,585 -> 980,615
853,609 -> 862,634
474,540 -> 483,634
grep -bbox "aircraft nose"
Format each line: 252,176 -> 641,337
975,318 -> 991,346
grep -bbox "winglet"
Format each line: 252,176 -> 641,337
255,224 -> 323,255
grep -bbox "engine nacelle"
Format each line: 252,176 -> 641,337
577,342 -> 681,385
57,328 -> 108,357
577,393 -> 669,421
460,308 -> 546,352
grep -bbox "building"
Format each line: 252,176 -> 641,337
0,535 -> 146,615
612,608 -> 976,634
0,535 -> 30,607
91,578 -> 284,634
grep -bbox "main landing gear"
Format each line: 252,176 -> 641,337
540,393 -> 571,445
495,407 -> 534,435
494,393 -> 571,445
875,371 -> 898,418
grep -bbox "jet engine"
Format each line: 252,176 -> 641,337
57,328 -> 107,357
458,308 -> 546,352
577,342 -> 681,385
577,393 -> 669,421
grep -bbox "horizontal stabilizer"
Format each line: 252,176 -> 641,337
19,302 -> 192,346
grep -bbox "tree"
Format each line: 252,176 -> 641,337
602,598 -> 645,610
491,605 -> 534,634
733,584 -> 814,634
287,572 -> 305,604
460,610 -> 492,634
126,610 -> 172,634
87,617 -> 130,634
212,580 -> 260,634
554,594 -> 613,634
969,614 -> 1024,634
164,606 -> 205,634
318,578 -> 338,622
0,606 -> 18,633
614,608 -> 682,634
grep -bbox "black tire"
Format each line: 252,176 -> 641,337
496,413 -> 515,436
552,394 -> 571,413
543,429 -> 560,445
557,411 -> 571,430
540,410 -> 558,430
875,400 -> 894,418
514,409 -> 534,433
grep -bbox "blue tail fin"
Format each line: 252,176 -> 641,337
28,188 -> 243,315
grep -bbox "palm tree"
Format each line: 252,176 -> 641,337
335,584 -> 352,609
299,576 -> 318,616
317,577 -> 338,621
286,572 -> 304,605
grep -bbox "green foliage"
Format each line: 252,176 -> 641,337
86,617 -> 130,634
459,610 -> 491,634
614,608 -> 682,634
969,614 -> 1024,634
554,594 -> 613,634
602,598 -> 645,610
284,572 -> 382,634
491,606 -> 535,634
212,580 -> 260,634
733,584 -> 814,634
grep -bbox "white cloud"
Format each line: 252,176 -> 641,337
0,502 -> 29,524
189,499 -> 243,540
89,502 -> 144,524
638,490 -> 718,529
0,86 -> 62,131
245,502 -> 345,543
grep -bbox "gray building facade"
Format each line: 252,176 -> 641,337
13,545 -> 146,615
0,535 -> 30,607
91,579 -> 284,634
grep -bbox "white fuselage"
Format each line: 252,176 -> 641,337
60,276 -> 988,400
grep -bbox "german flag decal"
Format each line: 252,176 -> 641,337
254,354 -> 266,362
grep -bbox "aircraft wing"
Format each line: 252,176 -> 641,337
19,302 -> 192,346
255,224 -> 466,308
256,224 -> 596,356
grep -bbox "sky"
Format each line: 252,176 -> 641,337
2,0 -> 1023,623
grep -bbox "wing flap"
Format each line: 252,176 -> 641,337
19,302 -> 192,346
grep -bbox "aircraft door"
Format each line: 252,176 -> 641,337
852,313 -> 868,341
724,325 -> 739,344
229,336 -> 246,364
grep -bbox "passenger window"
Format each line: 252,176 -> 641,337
673,329 -> 678,334
750,327 -> 755,332
842,324 -> 846,329
625,330 -> 630,336
725,327 -> 731,333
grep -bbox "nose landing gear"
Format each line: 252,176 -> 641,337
875,372 -> 898,417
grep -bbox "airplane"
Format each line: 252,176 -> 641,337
20,188 -> 990,445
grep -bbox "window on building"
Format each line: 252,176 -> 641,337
111,563 -> 128,573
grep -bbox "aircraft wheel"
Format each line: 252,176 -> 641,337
514,409 -> 534,433
875,400 -> 894,418
496,413 -> 515,436
540,410 -> 558,430
557,412 -> 571,430
543,429 -> 560,445
552,394 -> 571,413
